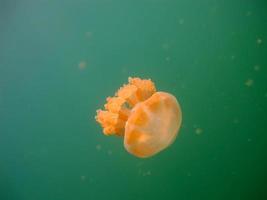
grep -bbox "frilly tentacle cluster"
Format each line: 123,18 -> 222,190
95,77 -> 156,136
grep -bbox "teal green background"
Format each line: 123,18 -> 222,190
1,0 -> 267,199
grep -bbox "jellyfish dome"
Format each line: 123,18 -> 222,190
95,77 -> 182,158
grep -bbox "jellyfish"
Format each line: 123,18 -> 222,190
95,77 -> 182,158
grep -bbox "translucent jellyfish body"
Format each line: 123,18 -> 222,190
95,77 -> 182,158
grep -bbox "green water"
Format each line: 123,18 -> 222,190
1,0 -> 267,199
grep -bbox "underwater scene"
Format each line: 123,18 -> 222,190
0,0 -> 267,200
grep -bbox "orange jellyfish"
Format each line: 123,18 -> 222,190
95,77 -> 182,158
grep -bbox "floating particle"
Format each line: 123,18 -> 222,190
142,170 -> 151,176
162,43 -> 170,50
231,31 -> 236,36
166,57 -> 171,62
85,31 -> 92,38
256,38 -> 263,45
233,118 -> 239,124
121,67 -> 127,74
96,144 -> 102,151
247,138 -> 252,142
195,128 -> 203,135
246,11 -> 252,16
79,61 -> 87,70
178,19 -> 184,25
254,65 -> 260,71
136,162 -> 144,167
245,79 -> 254,87
107,150 -> 112,155
223,105 -> 229,110
219,92 -> 226,97
231,171 -> 237,175
210,6 -> 218,13
81,175 -> 86,181
180,83 -> 186,89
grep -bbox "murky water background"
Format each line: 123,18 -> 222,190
1,1 -> 267,199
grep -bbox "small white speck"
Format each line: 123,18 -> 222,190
166,56 -> 171,62
193,59 -> 199,65
107,150 -> 112,155
231,171 -> 237,175
246,11 -> 252,16
81,175 -> 86,181
162,43 -> 170,50
256,38 -> 263,45
178,19 -> 184,25
231,55 -> 235,60
248,138 -> 252,142
254,65 -> 260,71
231,31 -> 236,36
224,105 -> 229,110
195,128 -> 203,135
142,170 -> 151,176
233,118 -> 239,124
181,83 -> 186,89
210,6 -> 217,13
136,162 -> 144,167
121,67 -> 128,74
245,79 -> 254,87
96,144 -> 102,151
85,31 -> 92,38
220,92 -> 226,97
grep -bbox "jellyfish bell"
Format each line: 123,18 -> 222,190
95,77 -> 182,158
124,92 -> 182,158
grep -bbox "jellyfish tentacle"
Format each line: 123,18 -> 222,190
116,84 -> 140,106
95,110 -> 125,136
95,77 -> 157,137
128,77 -> 156,101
